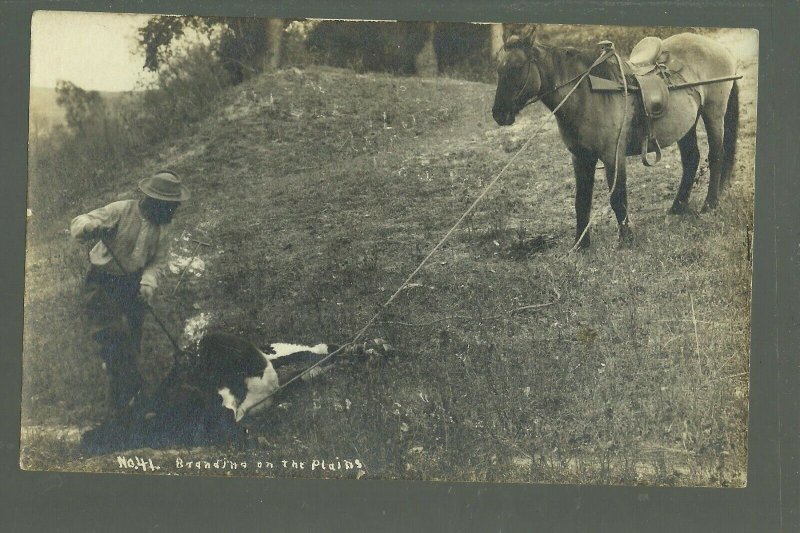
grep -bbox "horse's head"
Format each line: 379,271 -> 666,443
492,28 -> 542,126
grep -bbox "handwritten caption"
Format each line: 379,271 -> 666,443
116,455 -> 365,475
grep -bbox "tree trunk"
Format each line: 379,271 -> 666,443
490,24 -> 504,58
264,18 -> 284,70
414,22 -> 438,77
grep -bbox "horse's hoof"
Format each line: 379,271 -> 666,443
573,237 -> 591,251
701,201 -> 718,213
669,201 -> 689,215
618,225 -> 634,246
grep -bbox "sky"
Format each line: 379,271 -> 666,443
30,11 -> 158,92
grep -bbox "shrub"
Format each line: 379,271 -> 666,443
136,45 -> 231,144
29,43 -> 232,236
54,81 -> 106,136
536,24 -> 714,55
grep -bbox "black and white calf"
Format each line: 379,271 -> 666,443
80,332 -> 390,455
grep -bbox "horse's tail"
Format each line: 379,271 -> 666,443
721,80 -> 739,187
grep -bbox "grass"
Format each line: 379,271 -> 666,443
21,30 -> 755,486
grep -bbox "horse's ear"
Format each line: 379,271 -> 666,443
503,23 -> 537,45
519,24 -> 538,44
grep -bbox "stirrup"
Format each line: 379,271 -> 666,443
641,136 -> 662,167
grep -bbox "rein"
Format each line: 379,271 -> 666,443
517,48 -> 616,111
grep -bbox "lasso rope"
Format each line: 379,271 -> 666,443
242,45 -> 625,419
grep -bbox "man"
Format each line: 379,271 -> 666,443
70,170 -> 190,411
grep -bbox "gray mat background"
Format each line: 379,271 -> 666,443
2,1 -> 797,531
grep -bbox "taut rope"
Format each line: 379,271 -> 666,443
242,44 -> 623,419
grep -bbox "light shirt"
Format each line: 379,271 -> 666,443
70,199 -> 171,289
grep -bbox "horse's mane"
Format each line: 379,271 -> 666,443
504,38 -> 595,66
531,40 -> 623,84
501,37 -> 624,88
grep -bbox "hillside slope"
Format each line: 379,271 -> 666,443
22,30 -> 756,485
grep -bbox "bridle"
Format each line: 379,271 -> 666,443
502,43 -> 616,112
508,56 -> 535,108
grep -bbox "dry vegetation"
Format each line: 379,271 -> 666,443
21,27 -> 755,486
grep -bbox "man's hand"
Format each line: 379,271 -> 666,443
93,226 -> 117,242
139,284 -> 155,306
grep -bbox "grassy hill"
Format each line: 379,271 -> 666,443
21,30 -> 756,485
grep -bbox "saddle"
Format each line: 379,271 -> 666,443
590,37 -> 685,166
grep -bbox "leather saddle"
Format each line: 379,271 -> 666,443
622,37 -> 685,166
627,36 -> 669,75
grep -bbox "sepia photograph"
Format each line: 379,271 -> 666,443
22,10 -> 757,486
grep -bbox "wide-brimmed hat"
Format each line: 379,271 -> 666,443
138,171 -> 190,202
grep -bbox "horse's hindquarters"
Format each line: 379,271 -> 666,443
625,33 -> 737,158
662,33 -> 738,81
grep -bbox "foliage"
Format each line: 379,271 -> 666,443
304,21 -> 496,81
54,81 -> 106,136
138,16 -> 207,72
536,24 -> 715,55
138,15 -> 285,84
435,23 -> 494,82
31,44 -> 232,233
306,21 -> 428,74
136,45 -> 231,140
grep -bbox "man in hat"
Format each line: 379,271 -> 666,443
70,171 -> 190,411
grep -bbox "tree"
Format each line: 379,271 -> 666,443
54,80 -> 105,136
414,22 -> 438,77
306,21 -> 438,76
264,18 -> 284,70
490,24 -> 504,59
138,16 -> 286,84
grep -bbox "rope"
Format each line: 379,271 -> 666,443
248,121 -> 548,414
100,239 -> 183,356
241,46 -> 618,419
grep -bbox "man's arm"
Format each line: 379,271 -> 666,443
69,201 -> 126,243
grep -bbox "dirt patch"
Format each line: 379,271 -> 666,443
183,313 -> 212,344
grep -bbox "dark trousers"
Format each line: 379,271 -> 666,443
84,267 -> 146,410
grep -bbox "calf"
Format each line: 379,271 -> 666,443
80,331 -> 390,455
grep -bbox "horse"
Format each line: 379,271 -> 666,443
80,332 -> 391,455
492,30 -> 739,249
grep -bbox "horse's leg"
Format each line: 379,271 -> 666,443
572,150 -> 597,249
700,107 -> 726,212
670,125 -> 701,214
604,156 -> 633,243
720,81 -> 740,190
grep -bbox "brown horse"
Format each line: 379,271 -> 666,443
492,30 -> 739,248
